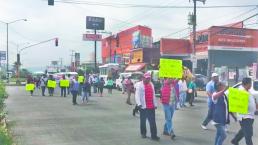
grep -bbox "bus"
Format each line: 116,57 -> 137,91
99,63 -> 120,86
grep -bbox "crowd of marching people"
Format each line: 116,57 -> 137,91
25,70 -> 257,145
26,73 -> 107,105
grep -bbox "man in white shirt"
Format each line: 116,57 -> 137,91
231,77 -> 257,145
178,77 -> 188,107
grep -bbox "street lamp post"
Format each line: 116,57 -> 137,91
0,19 -> 27,83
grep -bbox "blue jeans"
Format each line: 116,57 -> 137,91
81,91 -> 88,102
215,124 -> 226,145
179,92 -> 186,107
163,104 -> 175,134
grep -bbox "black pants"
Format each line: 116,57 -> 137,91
140,109 -> 158,138
89,85 -> 92,96
61,87 -> 67,97
232,118 -> 254,145
99,87 -> 103,94
41,86 -> 46,96
202,105 -> 213,126
188,92 -> 195,105
71,90 -> 78,104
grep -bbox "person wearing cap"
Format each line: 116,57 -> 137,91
201,72 -> 219,130
231,77 -> 257,145
135,72 -> 160,141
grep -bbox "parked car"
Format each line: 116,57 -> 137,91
116,72 -> 143,91
195,74 -> 208,90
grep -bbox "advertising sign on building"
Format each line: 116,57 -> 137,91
83,34 -> 102,41
86,16 -> 105,30
131,49 -> 143,63
132,31 -> 152,49
0,51 -> 6,60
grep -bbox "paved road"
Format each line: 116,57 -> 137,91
6,86 -> 258,145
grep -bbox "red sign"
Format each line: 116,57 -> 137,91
83,34 -> 102,41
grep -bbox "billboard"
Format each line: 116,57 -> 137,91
132,31 -> 152,49
0,51 -> 6,60
83,34 -> 102,41
86,16 -> 105,30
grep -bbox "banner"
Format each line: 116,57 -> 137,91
78,76 -> 84,83
47,80 -> 56,88
60,80 -> 69,87
228,87 -> 249,114
159,58 -> 183,78
26,84 -> 35,91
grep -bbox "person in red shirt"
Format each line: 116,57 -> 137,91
135,72 -> 160,141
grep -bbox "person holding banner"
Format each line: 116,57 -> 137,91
211,82 -> 230,145
60,75 -> 69,97
26,75 -> 35,96
161,79 -> 177,140
201,73 -> 219,130
47,75 -> 56,96
231,77 -> 257,145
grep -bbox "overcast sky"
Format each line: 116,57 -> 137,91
0,0 -> 257,71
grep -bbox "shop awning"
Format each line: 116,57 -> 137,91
125,63 -> 146,72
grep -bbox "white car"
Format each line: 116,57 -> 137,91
116,72 -> 143,91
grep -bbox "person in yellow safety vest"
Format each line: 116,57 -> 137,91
78,75 -> 85,96
60,75 -> 69,97
27,75 -> 35,96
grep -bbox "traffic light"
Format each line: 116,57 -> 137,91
48,0 -> 54,6
55,38 -> 58,46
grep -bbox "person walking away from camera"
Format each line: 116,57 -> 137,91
121,76 -> 126,94
47,75 -> 55,96
107,78 -> 114,94
133,75 -> 143,116
27,75 -> 35,96
231,77 -> 258,145
93,75 -> 98,93
67,74 -> 72,95
71,77 -> 79,105
188,77 -> 197,106
201,73 -> 219,130
98,77 -> 105,97
82,79 -> 90,103
161,79 -> 177,140
40,74 -> 48,96
60,75 -> 68,97
135,72 -> 160,141
125,77 -> 134,105
178,77 -> 188,107
212,82 -> 230,145
78,75 -> 84,96
88,74 -> 93,96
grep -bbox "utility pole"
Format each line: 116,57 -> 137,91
94,29 -> 97,72
189,0 -> 206,74
70,50 -> 75,72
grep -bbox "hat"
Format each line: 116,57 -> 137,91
212,73 -> 219,77
143,72 -> 151,78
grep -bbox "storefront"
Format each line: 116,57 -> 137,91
195,26 -> 258,85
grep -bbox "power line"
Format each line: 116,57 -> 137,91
54,1 -> 258,9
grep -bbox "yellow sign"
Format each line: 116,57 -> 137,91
228,87 -> 249,114
60,80 -> 69,87
131,50 -> 143,63
78,76 -> 84,83
26,84 -> 35,91
159,58 -> 183,78
47,80 -> 56,88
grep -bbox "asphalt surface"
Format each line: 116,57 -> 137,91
5,86 -> 258,145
